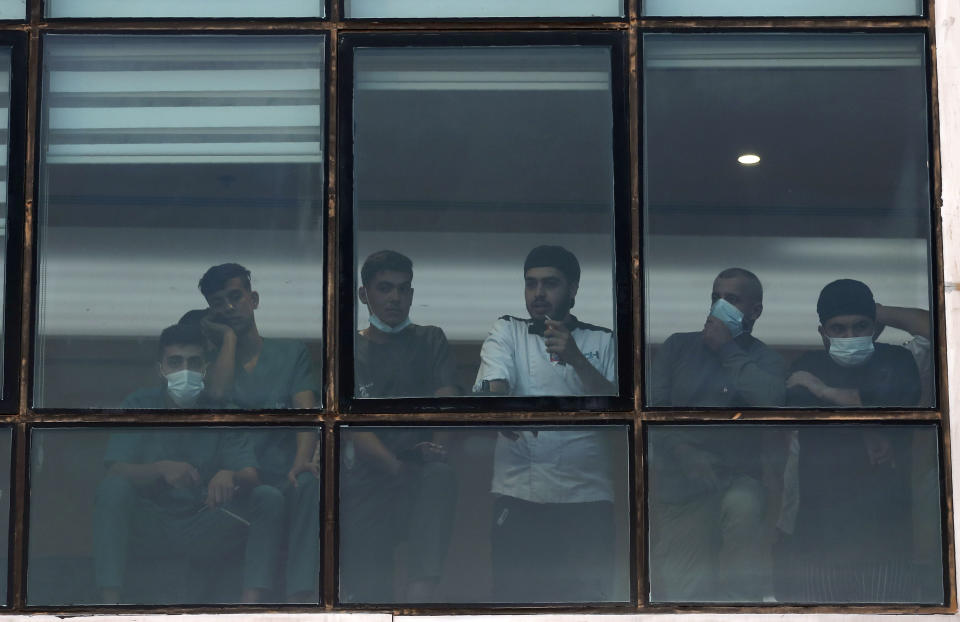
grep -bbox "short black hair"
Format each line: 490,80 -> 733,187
523,245 -> 580,284
361,250 -> 413,288
178,308 -> 208,326
817,279 -> 876,324
158,323 -> 204,360
199,263 -> 251,297
716,267 -> 763,303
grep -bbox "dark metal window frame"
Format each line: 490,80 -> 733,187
0,0 -> 945,615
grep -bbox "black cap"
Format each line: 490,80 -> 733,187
817,279 -> 876,324
523,245 -> 580,283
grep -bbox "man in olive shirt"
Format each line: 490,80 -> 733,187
93,428 -> 284,604
198,263 -> 321,602
340,250 -> 457,603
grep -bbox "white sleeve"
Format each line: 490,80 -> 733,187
473,318 -> 517,393
599,331 -> 617,385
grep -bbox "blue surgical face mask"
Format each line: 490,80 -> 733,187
165,369 -> 205,407
710,298 -> 745,338
828,336 -> 875,367
369,312 -> 411,334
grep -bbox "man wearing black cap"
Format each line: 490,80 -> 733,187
473,244 -> 616,397
776,279 -> 922,602
473,246 -> 618,602
786,278 -> 920,407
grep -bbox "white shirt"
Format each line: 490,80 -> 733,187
474,314 -> 618,504
472,315 -> 617,396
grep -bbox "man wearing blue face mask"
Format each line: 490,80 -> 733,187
786,279 -> 920,407
120,323 -> 214,409
650,267 -> 786,407
647,268 -> 783,602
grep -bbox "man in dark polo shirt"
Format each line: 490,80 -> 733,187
340,250 -> 457,603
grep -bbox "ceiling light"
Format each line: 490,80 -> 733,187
738,153 -> 761,165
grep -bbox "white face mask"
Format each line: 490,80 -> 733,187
709,298 -> 745,338
369,312 -> 411,334
828,336 -> 875,367
165,369 -> 205,406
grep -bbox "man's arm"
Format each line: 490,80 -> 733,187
287,429 -> 321,486
718,341 -> 787,406
201,315 -> 238,401
108,460 -> 200,489
473,319 -> 517,395
876,304 -> 931,339
544,320 -> 616,395
290,342 -> 320,408
430,327 -> 461,397
352,431 -> 402,476
786,370 -> 862,406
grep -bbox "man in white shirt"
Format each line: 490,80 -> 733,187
474,246 -> 620,602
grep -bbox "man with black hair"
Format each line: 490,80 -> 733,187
340,250 -> 458,603
647,268 -> 780,602
121,323 -> 214,409
786,278 -> 921,407
473,244 -> 616,397
474,246 -> 617,602
198,263 -> 321,602
96,324 -> 284,603
775,279 -> 924,602
355,249 -> 459,398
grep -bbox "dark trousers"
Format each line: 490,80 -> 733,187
339,461 -> 458,603
491,496 -> 614,603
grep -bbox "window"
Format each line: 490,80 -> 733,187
0,0 -> 949,617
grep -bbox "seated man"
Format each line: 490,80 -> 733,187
647,268 -> 780,601
120,323 -> 217,409
355,249 -> 459,398
340,250 -> 458,603
786,279 -> 920,407
473,246 -> 617,602
198,263 -> 321,602
778,279 -> 922,602
93,427 -> 283,604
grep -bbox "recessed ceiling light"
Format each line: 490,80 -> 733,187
738,154 -> 761,165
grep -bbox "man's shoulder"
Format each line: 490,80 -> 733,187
261,337 -> 309,359
572,318 -> 613,335
873,342 -> 918,365
408,323 -> 448,341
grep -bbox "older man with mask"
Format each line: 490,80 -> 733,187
647,267 -> 783,602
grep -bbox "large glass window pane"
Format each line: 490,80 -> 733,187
0,1 -> 23,20
648,424 -> 943,604
643,0 -> 921,17
47,0 -> 323,18
643,34 -> 934,409
345,0 -> 622,18
338,424 -> 631,604
34,35 -> 325,410
27,426 -> 321,605
351,44 -> 620,401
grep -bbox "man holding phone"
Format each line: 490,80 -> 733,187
473,246 -> 618,602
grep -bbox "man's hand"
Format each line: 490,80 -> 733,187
206,469 -> 237,508
201,313 -> 236,347
287,457 -> 321,487
786,371 -> 827,398
155,460 -> 200,489
544,319 -> 583,364
415,441 -> 447,463
702,316 -> 733,351
674,443 -> 720,490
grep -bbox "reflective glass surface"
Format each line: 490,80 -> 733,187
0,1 -> 22,20
643,0 -> 921,16
0,48 -> 10,400
34,35 -> 325,409
339,424 -> 631,604
352,46 -> 619,399
643,34 -> 934,409
346,0 -> 622,18
27,426 -> 322,605
47,0 -> 323,18
648,424 -> 943,604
